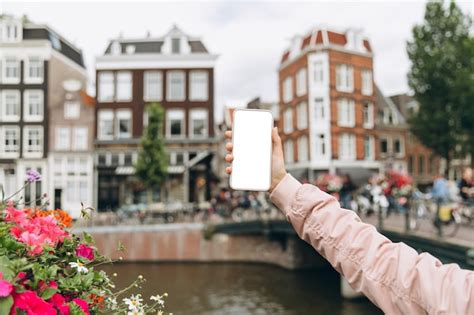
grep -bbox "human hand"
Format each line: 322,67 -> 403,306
224,127 -> 287,193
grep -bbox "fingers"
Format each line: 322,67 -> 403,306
225,142 -> 233,152
225,166 -> 232,174
225,130 -> 232,140
225,130 -> 233,175
225,154 -> 234,163
272,127 -> 282,148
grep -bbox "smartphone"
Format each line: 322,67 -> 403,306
230,109 -> 273,191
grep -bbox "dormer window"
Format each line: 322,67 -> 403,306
171,38 -> 180,54
2,21 -> 22,42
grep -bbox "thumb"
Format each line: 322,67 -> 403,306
272,127 -> 282,148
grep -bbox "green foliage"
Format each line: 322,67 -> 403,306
135,103 -> 168,190
407,0 -> 473,165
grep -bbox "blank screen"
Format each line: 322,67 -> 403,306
230,110 -> 273,191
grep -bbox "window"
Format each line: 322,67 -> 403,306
337,98 -> 355,127
79,181 -> 88,202
418,155 -> 425,175
166,109 -> 184,138
361,70 -> 373,95
297,102 -> 308,129
73,127 -> 88,150
2,90 -> 20,121
167,71 -> 185,101
24,90 -> 44,122
314,98 -> 325,121
315,134 -> 326,157
98,110 -> 114,140
64,101 -> 80,119
283,77 -> 293,103
25,57 -> 43,83
190,71 -> 208,101
190,109 -> 208,138
339,133 -> 356,160
23,126 -> 43,156
283,108 -> 293,134
335,64 -> 353,92
98,72 -> 114,102
1,127 -> 19,156
4,23 -> 21,42
394,137 -> 404,157
408,155 -> 414,174
380,137 -> 389,155
383,109 -> 398,125
49,33 -> 62,50
284,140 -> 294,163
66,181 -> 76,202
116,110 -> 132,138
4,57 -> 20,83
364,136 -> 374,160
56,127 -> 70,150
172,38 -> 180,54
313,61 -> 323,85
78,158 -> 88,176
298,136 -> 309,162
116,71 -> 132,101
144,71 -> 163,101
296,68 -> 307,96
362,102 -> 374,128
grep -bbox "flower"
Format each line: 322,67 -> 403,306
76,244 -> 95,261
49,293 -> 70,315
150,294 -> 165,307
69,261 -> 89,274
128,310 -> 144,315
13,290 -> 56,315
26,169 -> 41,183
72,298 -> 90,315
0,273 -> 13,297
123,294 -> 143,311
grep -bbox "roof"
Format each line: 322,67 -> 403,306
375,85 -> 406,125
103,25 -> 209,55
281,27 -> 372,66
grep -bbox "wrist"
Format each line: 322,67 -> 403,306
269,171 -> 287,193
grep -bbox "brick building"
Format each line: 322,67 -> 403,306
278,27 -> 379,183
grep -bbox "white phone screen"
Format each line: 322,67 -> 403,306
230,109 -> 273,191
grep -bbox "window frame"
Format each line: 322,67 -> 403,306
1,90 -> 20,122
166,109 -> 185,138
55,127 -> 71,151
339,133 -> 356,160
298,135 -> 309,162
283,77 -> 293,103
115,71 -> 133,102
337,98 -> 355,127
143,71 -> 163,102
166,71 -> 186,101
116,109 -> 132,139
296,68 -> 307,96
24,56 -> 44,84
296,102 -> 308,129
23,125 -> 43,158
0,126 -> 20,158
189,71 -> 209,101
335,64 -> 354,92
64,101 -> 80,119
23,90 -> 44,122
98,110 -> 114,140
362,102 -> 374,129
361,69 -> 373,96
98,71 -> 114,102
73,127 -> 88,151
3,57 -> 20,84
189,108 -> 208,138
283,108 -> 293,134
284,139 -> 294,163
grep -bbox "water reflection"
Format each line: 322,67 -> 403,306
102,262 -> 382,315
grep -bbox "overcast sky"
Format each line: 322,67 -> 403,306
1,0 -> 472,121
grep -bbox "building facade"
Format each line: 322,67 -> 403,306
0,15 -> 92,215
278,27 -> 379,183
95,25 -> 218,211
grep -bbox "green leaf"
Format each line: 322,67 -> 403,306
0,296 -> 13,315
41,287 -> 58,300
83,232 -> 94,245
0,257 -> 14,281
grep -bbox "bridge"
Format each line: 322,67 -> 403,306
208,218 -> 474,270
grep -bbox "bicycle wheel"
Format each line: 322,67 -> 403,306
442,211 -> 461,237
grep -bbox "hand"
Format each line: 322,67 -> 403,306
225,127 -> 287,193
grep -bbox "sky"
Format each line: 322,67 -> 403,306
1,0 -> 473,122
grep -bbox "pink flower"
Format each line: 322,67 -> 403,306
5,206 -> 27,225
16,272 -> 26,280
72,298 -> 90,315
49,293 -> 70,315
75,244 -> 94,261
13,290 -> 56,315
0,273 -> 13,297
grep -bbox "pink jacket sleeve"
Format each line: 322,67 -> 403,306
270,174 -> 474,315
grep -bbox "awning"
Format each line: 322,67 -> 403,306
115,166 -> 135,175
168,165 -> 185,174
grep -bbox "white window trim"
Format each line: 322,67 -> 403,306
0,126 -> 20,158
116,109 -> 133,139
115,71 -> 133,102
394,137 -> 405,158
166,109 -> 185,138
98,71 -> 114,102
284,140 -> 294,163
23,125 -> 44,158
2,57 -> 20,84
283,108 -> 293,134
363,102 -> 374,129
98,110 -> 114,140
1,90 -> 21,122
23,90 -> 44,122
73,127 -> 88,151
166,71 -> 186,101
55,127 -> 70,151
337,98 -> 355,127
364,135 -> 375,160
339,133 -> 356,160
283,77 -> 293,103
336,64 -> 354,93
143,71 -> 163,102
296,68 -> 307,97
24,56 -> 44,84
189,71 -> 209,101
298,136 -> 309,162
361,70 -> 373,96
189,108 -> 208,138
297,102 -> 308,130
64,101 -> 80,119
379,136 -> 391,157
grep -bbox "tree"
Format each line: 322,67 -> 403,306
407,0 -> 473,172
135,103 -> 168,198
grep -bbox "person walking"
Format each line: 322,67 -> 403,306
224,128 -> 473,314
340,174 -> 356,210
431,174 -> 450,236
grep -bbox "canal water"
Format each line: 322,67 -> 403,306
103,262 -> 382,315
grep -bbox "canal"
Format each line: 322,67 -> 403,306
103,262 -> 382,315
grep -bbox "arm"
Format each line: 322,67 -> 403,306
270,174 -> 474,315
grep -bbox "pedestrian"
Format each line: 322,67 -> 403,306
224,128 -> 473,314
431,173 -> 450,236
459,167 -> 473,204
340,174 -> 355,210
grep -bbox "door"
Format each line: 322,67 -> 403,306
54,189 -> 62,209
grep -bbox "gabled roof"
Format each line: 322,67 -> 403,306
376,85 -> 406,125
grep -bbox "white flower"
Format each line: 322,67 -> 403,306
123,294 -> 143,311
69,261 -> 88,273
106,297 -> 118,310
150,294 -> 165,307
127,310 -> 144,315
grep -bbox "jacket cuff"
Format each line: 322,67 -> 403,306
270,174 -> 302,215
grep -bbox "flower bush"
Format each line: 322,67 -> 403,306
315,173 -> 343,193
0,171 -> 168,315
